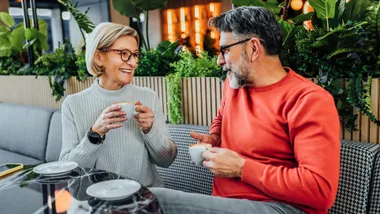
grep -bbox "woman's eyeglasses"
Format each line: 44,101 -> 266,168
98,48 -> 143,62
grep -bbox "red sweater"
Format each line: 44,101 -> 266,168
209,69 -> 340,214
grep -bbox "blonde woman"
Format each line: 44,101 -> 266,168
59,22 -> 177,187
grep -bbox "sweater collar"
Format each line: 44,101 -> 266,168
90,78 -> 133,102
247,67 -> 294,92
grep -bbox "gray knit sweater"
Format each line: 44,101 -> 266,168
59,79 -> 177,187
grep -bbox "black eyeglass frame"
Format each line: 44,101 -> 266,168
98,48 -> 142,63
219,38 -> 251,59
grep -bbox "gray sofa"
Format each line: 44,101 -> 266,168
1,102 -> 380,214
0,103 -> 62,165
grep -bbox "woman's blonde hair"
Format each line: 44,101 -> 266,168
85,22 -> 139,77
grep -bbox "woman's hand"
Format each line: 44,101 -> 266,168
134,101 -> 154,134
92,105 -> 127,136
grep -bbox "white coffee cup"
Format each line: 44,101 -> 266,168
189,143 -> 212,166
113,102 -> 138,121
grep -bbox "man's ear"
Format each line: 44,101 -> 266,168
249,38 -> 261,62
94,50 -> 103,67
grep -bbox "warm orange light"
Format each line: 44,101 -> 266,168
195,20 -> 200,32
210,3 -> 215,13
196,33 -> 200,44
48,190 -> 72,214
194,5 -> 199,19
303,1 -> 314,13
291,0 -> 303,11
196,45 -> 201,54
181,33 -> 187,39
210,31 -> 215,39
167,10 -> 173,35
180,7 -> 186,32
303,20 -> 314,30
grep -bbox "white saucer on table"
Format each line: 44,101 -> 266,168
33,161 -> 78,176
86,179 -> 141,201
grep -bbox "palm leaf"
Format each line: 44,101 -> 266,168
58,0 -> 95,34
366,1 -> 380,55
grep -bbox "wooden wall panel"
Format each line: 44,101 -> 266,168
1,76 -> 380,143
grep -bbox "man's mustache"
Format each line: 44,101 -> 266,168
222,68 -> 231,73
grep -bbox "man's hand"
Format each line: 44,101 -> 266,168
202,147 -> 246,178
134,101 -> 154,134
190,132 -> 220,147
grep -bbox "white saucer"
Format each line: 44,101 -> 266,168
86,179 -> 141,201
33,161 -> 78,176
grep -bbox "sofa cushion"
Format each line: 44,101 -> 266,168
368,154 -> 380,214
0,103 -> 55,162
0,149 -> 43,165
46,111 -> 62,162
328,140 -> 380,214
157,124 -> 214,195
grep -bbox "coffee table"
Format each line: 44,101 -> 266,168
0,165 -> 162,214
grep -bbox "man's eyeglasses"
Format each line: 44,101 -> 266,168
98,48 -> 142,63
219,38 -> 251,60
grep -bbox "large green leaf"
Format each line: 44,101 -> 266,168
112,0 -> 143,18
336,0 -> 345,20
38,19 -> 48,37
132,0 -> 168,11
0,36 -> 12,57
292,13 -> 314,24
337,33 -> 365,49
25,28 -> 39,40
0,12 -> 15,28
10,27 -> 25,51
342,0 -> 371,21
308,0 -> 336,20
161,40 -> 179,58
327,48 -> 365,59
278,20 -> 294,45
38,32 -> 49,51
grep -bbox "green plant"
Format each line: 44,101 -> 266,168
0,12 -> 48,74
135,40 -> 179,76
33,40 -> 84,101
232,0 -> 380,131
58,0 -> 95,48
112,0 -> 169,50
167,51 -> 220,124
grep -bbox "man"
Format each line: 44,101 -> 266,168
150,6 -> 340,214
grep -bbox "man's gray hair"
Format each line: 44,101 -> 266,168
208,6 -> 283,55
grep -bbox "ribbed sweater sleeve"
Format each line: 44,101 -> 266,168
59,97 -> 101,168
142,96 -> 177,168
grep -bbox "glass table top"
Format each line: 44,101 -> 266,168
0,165 -> 161,214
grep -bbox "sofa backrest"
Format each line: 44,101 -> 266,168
157,124 -> 214,195
368,154 -> 380,214
329,140 -> 379,214
0,103 -> 56,162
46,110 -> 62,162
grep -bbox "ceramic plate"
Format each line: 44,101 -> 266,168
33,161 -> 78,176
86,179 -> 141,201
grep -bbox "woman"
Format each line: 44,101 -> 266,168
59,22 -> 177,187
